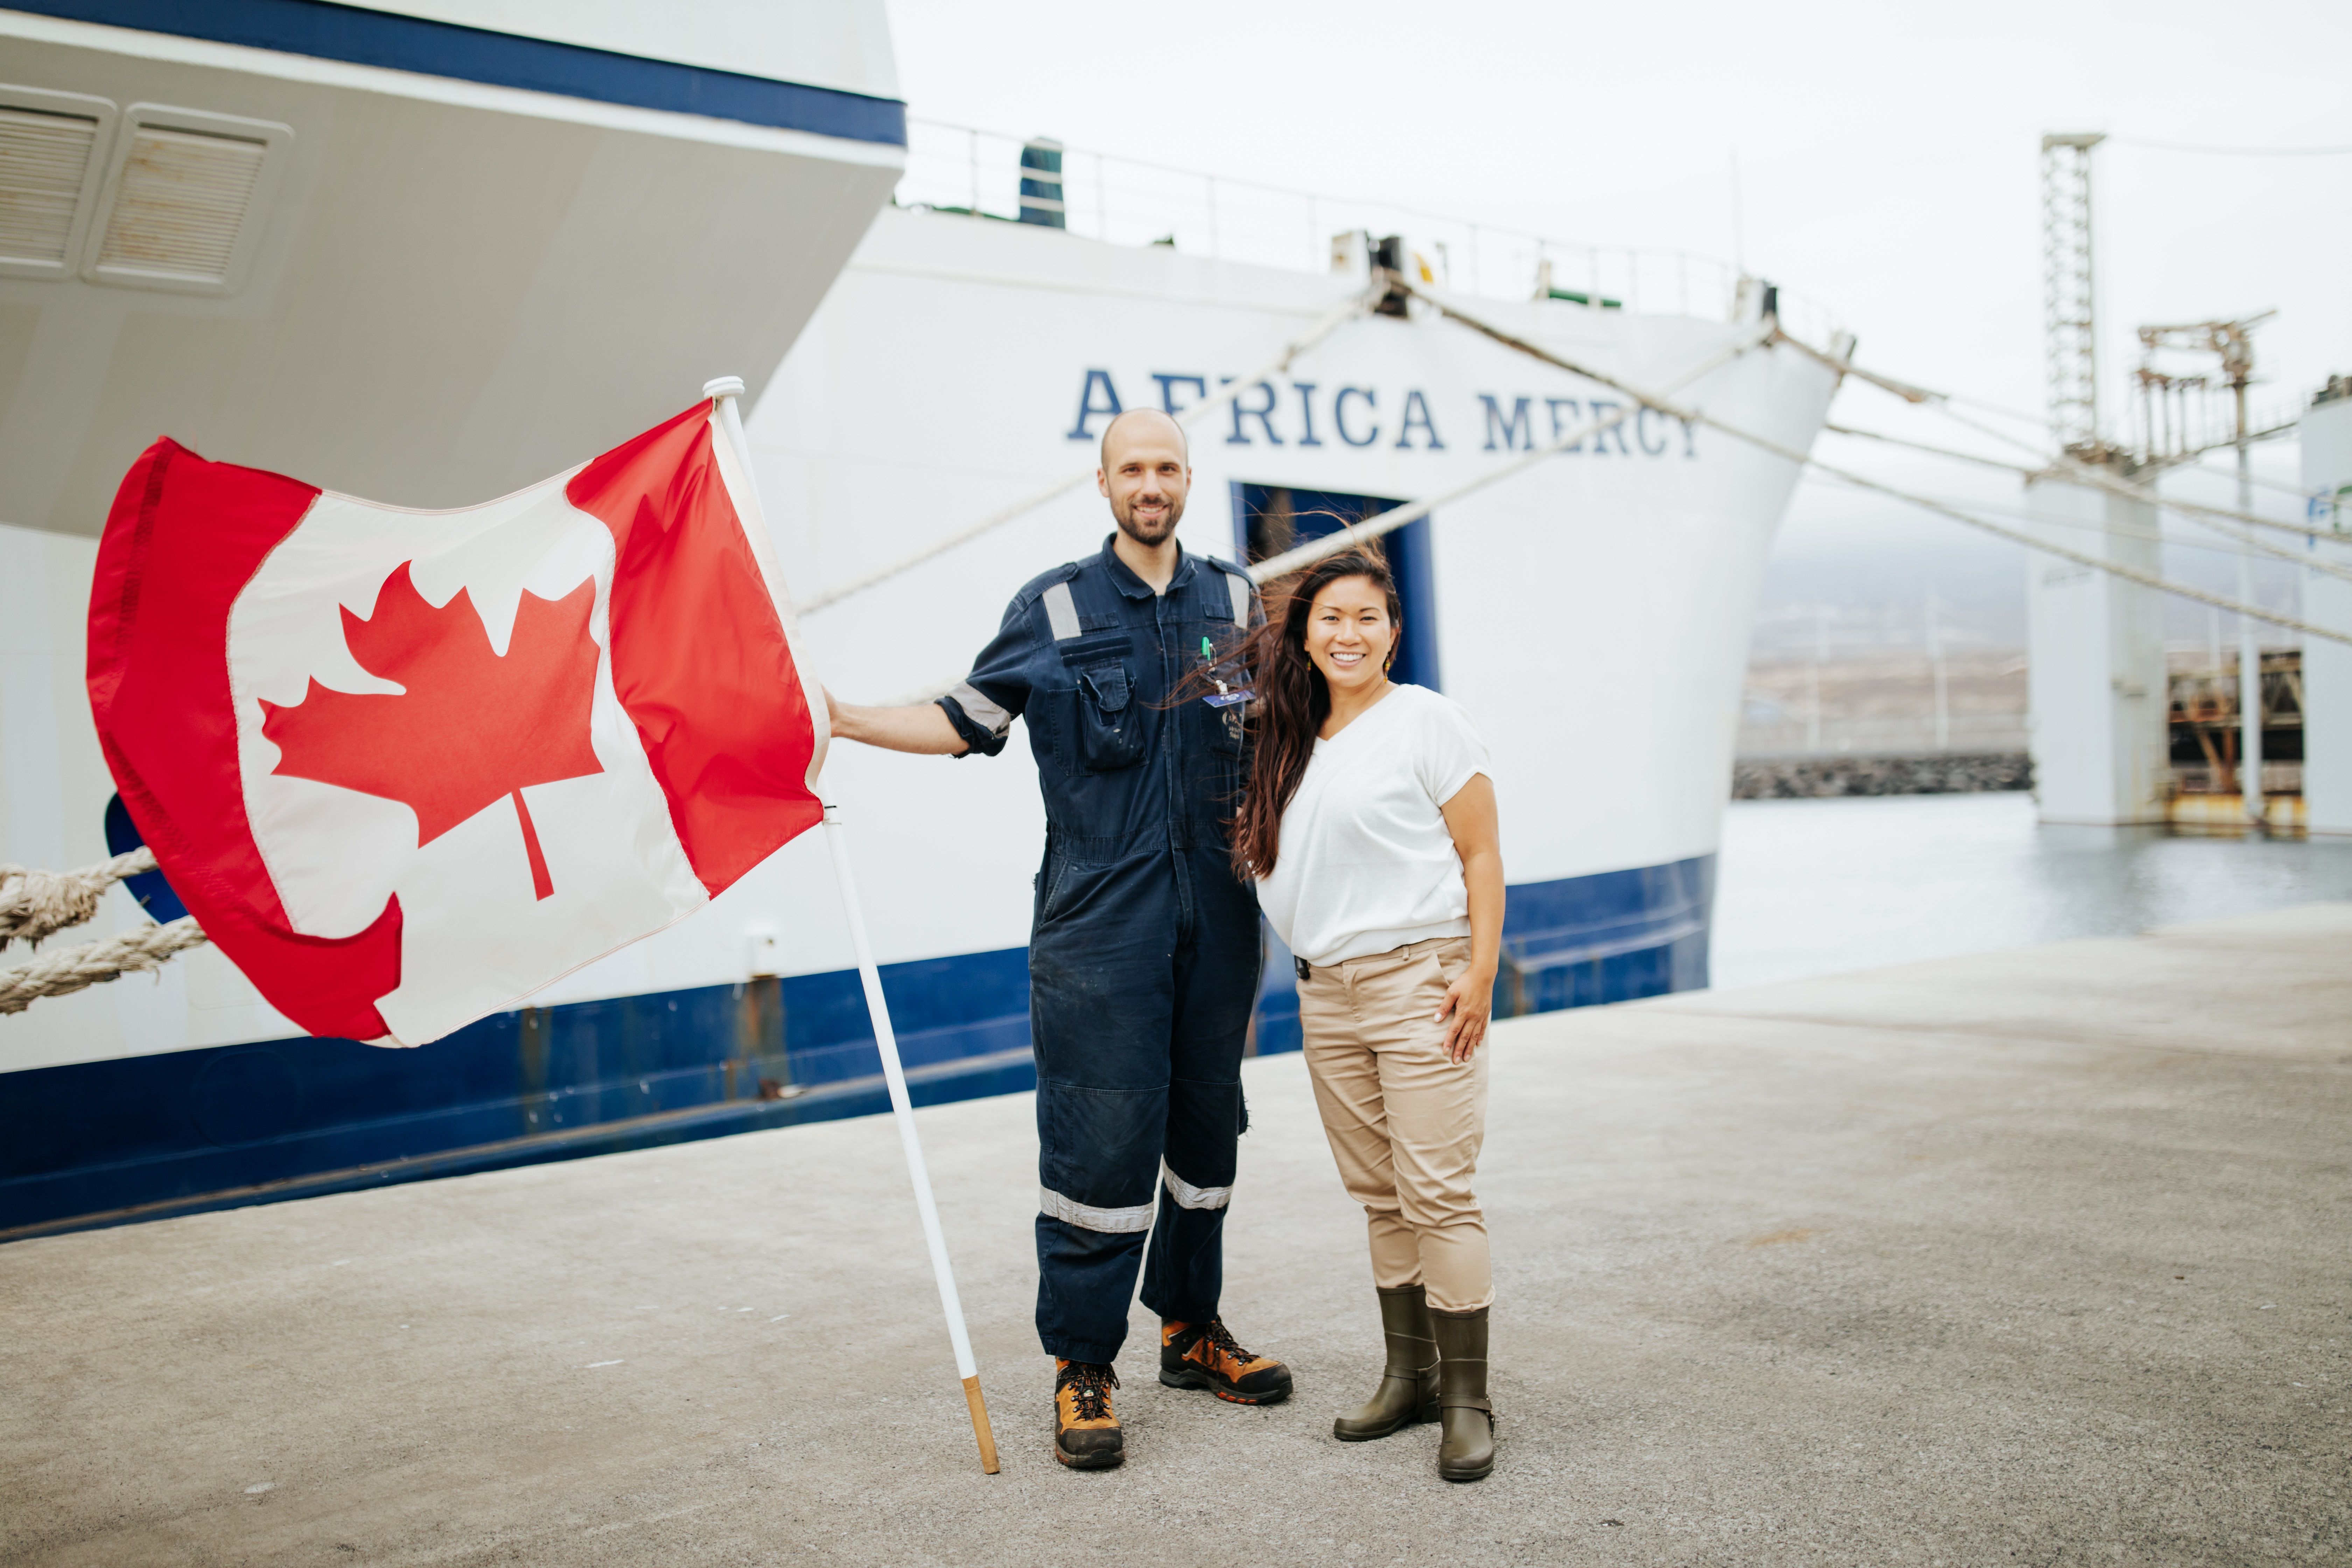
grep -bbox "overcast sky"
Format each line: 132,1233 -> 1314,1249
884,0 -> 2350,636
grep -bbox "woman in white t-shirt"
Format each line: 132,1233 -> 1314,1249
1230,544 -> 1503,1483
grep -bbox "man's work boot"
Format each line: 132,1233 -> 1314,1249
1333,1284 -> 1439,1441
1052,1360 -> 1124,1470
1430,1306 -> 1496,1482
1159,1317 -> 1294,1405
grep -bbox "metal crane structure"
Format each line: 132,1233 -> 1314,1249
2133,313 -> 2289,463
2133,313 -> 2289,825
2031,131 -> 2302,833
2040,133 -> 2107,462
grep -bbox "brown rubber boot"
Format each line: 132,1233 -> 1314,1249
1052,1359 -> 1124,1470
1333,1284 -> 1440,1441
1430,1305 -> 1495,1482
1159,1317 -> 1293,1404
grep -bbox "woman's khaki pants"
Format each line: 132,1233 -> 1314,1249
1297,935 -> 1492,1313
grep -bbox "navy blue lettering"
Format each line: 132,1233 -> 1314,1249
1545,397 -> 1584,450
1588,398 -> 1630,455
1679,417 -> 1699,458
1152,373 -> 1209,416
1335,386 -> 1380,447
1294,382 -> 1323,446
1226,379 -> 1284,446
1636,406 -> 1669,456
1395,389 -> 1444,450
1479,394 -> 1535,452
1066,369 -> 1122,440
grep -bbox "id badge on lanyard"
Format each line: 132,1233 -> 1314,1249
1197,635 -> 1252,707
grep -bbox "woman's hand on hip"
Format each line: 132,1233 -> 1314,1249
1435,967 -> 1495,1063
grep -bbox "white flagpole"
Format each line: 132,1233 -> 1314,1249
701,378 -> 1001,1476
821,802 -> 999,1472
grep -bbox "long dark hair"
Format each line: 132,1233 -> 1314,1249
1222,545 -> 1401,881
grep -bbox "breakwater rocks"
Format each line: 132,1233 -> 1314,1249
1734,752 -> 2033,800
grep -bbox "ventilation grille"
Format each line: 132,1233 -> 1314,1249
0,106 -> 99,266
94,124 -> 267,283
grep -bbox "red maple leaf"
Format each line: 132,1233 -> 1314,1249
261,562 -> 605,900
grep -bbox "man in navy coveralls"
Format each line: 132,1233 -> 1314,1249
828,407 -> 1292,1470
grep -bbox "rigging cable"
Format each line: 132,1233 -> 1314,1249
866,322 -> 1779,708
2109,136 -> 2352,157
1796,471 -> 2352,568
0,848 -> 210,1014
1244,323 -> 1774,584
797,280 -> 1385,615
1800,343 -> 2331,539
1818,424 -> 2352,588
1393,275 -> 2352,649
870,322 -> 1778,710
1794,341 -> 2317,503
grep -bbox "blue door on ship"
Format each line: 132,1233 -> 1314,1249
1230,484 -> 1440,691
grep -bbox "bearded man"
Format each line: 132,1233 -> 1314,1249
827,407 -> 1290,1470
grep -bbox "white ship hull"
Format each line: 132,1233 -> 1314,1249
1,115 -> 1837,1236
740,209 -> 1834,992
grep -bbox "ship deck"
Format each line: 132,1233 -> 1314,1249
5,904 -> 2347,1566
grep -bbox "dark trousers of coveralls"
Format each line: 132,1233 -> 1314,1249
1028,833 -> 1262,1365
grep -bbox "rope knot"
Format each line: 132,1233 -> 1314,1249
0,848 -> 157,949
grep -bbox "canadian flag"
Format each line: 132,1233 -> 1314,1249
87,398 -> 828,1046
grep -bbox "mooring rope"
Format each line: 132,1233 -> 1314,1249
0,916 -> 210,1015
1394,275 -> 2352,649
1243,321 -> 1774,583
0,847 -> 160,950
797,280 -> 1386,615
1820,423 -> 2352,589
1800,353 -> 2335,544
1802,470 -> 2343,564
860,319 -> 1775,708
0,845 -> 212,1015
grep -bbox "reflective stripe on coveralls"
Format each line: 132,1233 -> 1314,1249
1038,1186 -> 1156,1233
1159,1162 -> 1233,1211
1041,1163 -> 1230,1231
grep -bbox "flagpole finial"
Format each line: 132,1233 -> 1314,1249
703,376 -> 746,400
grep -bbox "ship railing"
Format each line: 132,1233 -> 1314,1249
897,117 -> 1843,345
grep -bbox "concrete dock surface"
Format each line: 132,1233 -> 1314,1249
4,905 -> 2347,1567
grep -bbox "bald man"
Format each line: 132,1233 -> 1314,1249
830,408 -> 1291,1469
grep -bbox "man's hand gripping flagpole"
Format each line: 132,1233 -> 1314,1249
703,378 -> 1002,1476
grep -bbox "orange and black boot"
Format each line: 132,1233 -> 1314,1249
1159,1317 -> 1294,1405
1052,1359 -> 1124,1469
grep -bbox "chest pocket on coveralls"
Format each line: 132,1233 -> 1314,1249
1073,659 -> 1146,772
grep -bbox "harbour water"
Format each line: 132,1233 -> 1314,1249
1711,791 -> 2352,991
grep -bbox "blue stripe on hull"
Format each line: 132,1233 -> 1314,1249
0,856 -> 1712,1241
9,0 -> 909,145
1250,853 -> 1715,1055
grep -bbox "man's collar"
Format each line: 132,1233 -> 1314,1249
1098,533 -> 1196,599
